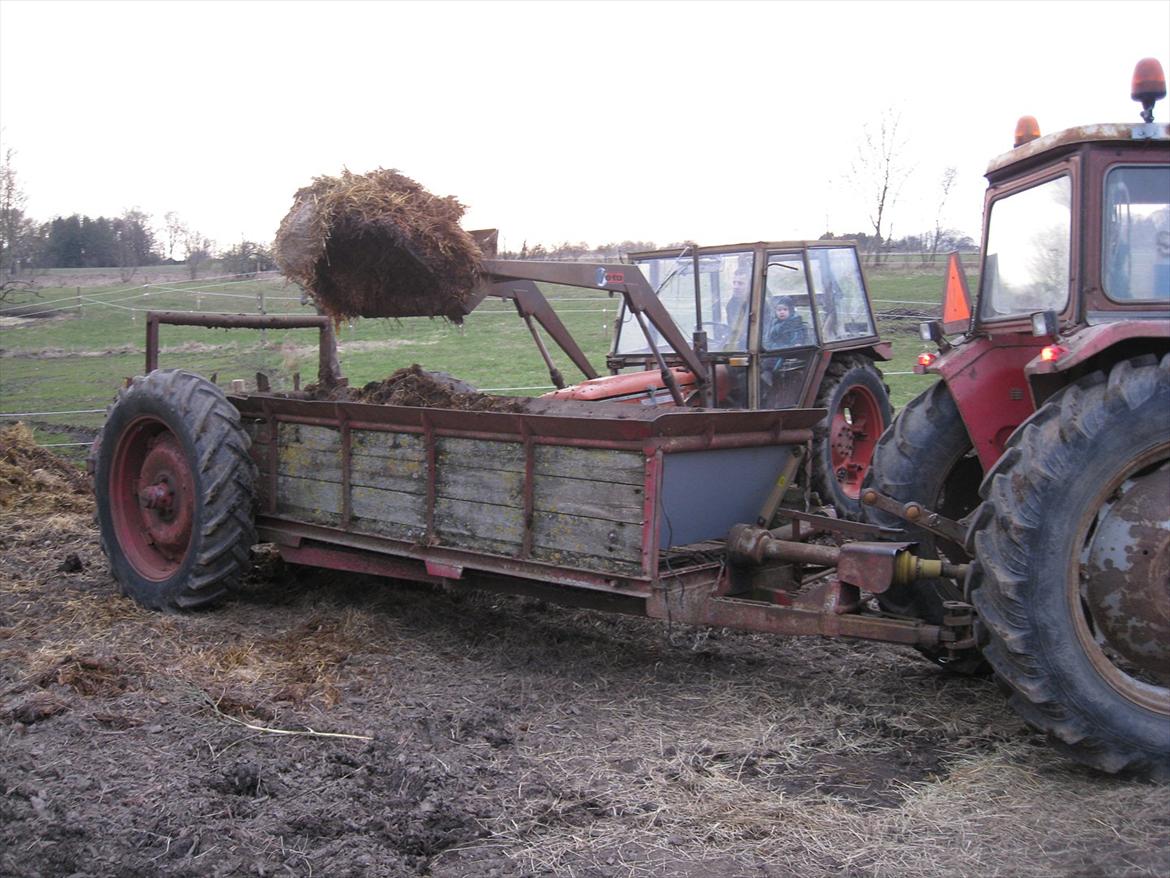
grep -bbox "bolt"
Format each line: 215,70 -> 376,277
139,480 -> 173,510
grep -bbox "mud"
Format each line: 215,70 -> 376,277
1,469 -> 1168,877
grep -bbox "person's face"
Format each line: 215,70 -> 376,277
775,303 -> 790,319
732,274 -> 749,295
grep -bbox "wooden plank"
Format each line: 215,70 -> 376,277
532,510 -> 643,567
274,446 -> 424,495
276,425 -> 427,494
436,465 -> 524,506
350,454 -> 426,489
437,437 -> 525,473
351,429 -> 427,462
534,445 -> 644,486
277,443 -> 338,479
351,485 -> 427,539
533,474 -> 643,525
275,476 -> 342,526
434,496 -> 524,556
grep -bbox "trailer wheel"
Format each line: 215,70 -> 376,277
969,356 -> 1170,779
811,355 -> 892,520
94,369 -> 256,610
865,381 -> 983,633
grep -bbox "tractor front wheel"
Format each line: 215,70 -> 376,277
811,355 -> 892,520
94,369 -> 256,610
969,356 -> 1170,779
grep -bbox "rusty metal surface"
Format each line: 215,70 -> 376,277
773,508 -> 902,540
479,259 -> 709,382
477,278 -> 599,383
1084,463 -> 1170,679
257,517 -> 662,597
836,542 -> 910,595
145,311 -> 342,387
646,574 -> 941,648
860,488 -> 969,546
233,393 -> 821,448
986,123 -> 1169,177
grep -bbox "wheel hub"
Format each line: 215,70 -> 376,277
1084,464 -> 1170,679
829,389 -> 880,498
136,433 -> 194,562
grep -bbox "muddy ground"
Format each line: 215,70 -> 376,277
1,458 -> 1168,877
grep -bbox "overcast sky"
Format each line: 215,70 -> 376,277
1,0 -> 1168,254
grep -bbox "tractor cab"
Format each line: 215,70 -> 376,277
596,241 -> 885,410
915,59 -> 1170,468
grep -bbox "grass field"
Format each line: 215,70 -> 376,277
0,263 -> 947,461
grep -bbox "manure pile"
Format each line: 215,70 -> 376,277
309,365 -> 528,413
0,422 -> 91,513
273,169 -> 483,322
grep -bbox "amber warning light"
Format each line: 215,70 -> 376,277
1132,57 -> 1167,123
1014,115 -> 1042,147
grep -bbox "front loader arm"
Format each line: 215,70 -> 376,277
473,259 -> 710,385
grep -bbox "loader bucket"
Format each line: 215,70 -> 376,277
273,168 -> 484,321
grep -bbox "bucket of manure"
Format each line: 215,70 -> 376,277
273,168 -> 483,322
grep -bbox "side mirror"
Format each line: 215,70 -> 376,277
919,319 -> 953,352
1031,310 -> 1059,338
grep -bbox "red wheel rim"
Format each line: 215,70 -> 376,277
108,416 -> 196,581
828,385 -> 883,499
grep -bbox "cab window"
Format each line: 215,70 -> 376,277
621,251 -> 755,354
979,175 -> 1072,320
807,247 -> 876,342
1103,165 -> 1170,301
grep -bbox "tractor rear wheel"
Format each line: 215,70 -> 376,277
811,355 -> 892,520
865,381 -> 983,618
94,369 -> 256,610
969,356 -> 1170,779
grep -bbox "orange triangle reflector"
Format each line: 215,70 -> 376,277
942,251 -> 972,332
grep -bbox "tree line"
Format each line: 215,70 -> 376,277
0,148 -> 274,291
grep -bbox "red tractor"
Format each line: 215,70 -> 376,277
541,241 -> 893,520
865,59 -> 1170,778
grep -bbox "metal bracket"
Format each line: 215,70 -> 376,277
860,488 -> 968,546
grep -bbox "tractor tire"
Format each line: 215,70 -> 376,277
811,354 -> 892,521
865,381 -> 983,627
94,369 -> 256,611
968,356 -> 1170,779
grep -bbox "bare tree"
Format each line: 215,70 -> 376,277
113,208 -> 157,282
849,109 -> 914,265
0,146 -> 42,303
924,166 -> 959,265
163,211 -> 187,262
183,229 -> 213,279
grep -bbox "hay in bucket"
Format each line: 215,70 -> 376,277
273,168 -> 483,321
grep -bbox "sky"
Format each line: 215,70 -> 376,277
1,0 -> 1168,255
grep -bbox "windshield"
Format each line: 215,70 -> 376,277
617,250 -> 755,354
805,247 -> 876,341
1103,165 -> 1170,302
979,175 -> 1072,320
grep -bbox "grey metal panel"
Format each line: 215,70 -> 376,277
657,446 -> 791,548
